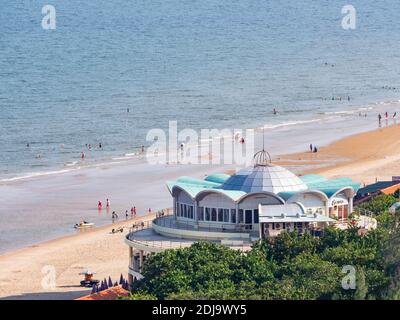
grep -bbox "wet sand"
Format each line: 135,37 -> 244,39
1,121 -> 400,299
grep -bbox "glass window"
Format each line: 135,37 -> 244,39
211,208 -> 217,221
180,204 -> 183,217
230,209 -> 236,223
205,208 -> 211,221
183,204 -> 187,218
189,206 -> 193,219
218,209 -> 223,222
198,207 -> 204,221
245,210 -> 252,224
223,209 -> 230,222
238,209 -> 244,223
254,209 -> 259,224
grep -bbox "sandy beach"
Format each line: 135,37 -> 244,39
1,122 -> 400,299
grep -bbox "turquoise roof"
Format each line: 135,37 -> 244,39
167,180 -> 246,201
204,173 -> 231,184
301,175 -> 360,198
167,170 -> 360,202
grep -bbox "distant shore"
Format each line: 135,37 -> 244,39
2,120 -> 400,299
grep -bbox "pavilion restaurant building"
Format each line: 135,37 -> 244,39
125,151 -> 360,280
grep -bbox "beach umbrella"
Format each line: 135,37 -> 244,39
123,279 -> 129,290
108,276 -> 113,288
91,284 -> 97,294
99,280 -> 104,291
104,279 -> 109,290
119,274 -> 124,285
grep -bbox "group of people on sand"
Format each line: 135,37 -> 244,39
97,199 -> 144,221
309,143 -> 318,153
112,207 -> 139,221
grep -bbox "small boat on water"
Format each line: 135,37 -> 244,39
74,221 -> 94,229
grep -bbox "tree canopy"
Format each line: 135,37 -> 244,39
127,195 -> 400,300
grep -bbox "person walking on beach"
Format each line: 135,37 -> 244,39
141,145 -> 145,153
131,207 -> 135,217
112,211 -> 118,220
98,201 -> 102,210
313,146 -> 318,153
133,206 -> 137,217
125,210 -> 129,219
106,198 -> 110,209
378,113 -> 382,122
309,144 -> 313,152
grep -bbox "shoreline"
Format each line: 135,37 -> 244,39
1,99 -> 398,185
0,114 -> 397,256
2,123 -> 400,299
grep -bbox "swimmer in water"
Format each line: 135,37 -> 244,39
273,108 -> 277,115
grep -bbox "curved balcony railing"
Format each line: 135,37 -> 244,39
153,215 -> 257,234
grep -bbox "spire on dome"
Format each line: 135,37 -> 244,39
253,126 -> 272,167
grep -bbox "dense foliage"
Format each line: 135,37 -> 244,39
127,195 -> 400,300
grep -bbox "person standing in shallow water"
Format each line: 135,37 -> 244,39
309,144 -> 313,152
106,198 -> 110,209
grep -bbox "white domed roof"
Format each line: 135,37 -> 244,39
221,164 -> 308,194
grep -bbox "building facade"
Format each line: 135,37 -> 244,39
125,151 -> 360,282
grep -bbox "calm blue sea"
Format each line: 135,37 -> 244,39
1,0 -> 400,180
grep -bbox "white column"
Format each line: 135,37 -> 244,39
349,197 -> 353,214
139,250 -> 144,273
129,246 -> 133,269
325,201 -> 330,217
194,202 -> 199,229
174,198 -> 177,219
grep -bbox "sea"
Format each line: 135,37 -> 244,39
1,0 -> 400,181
